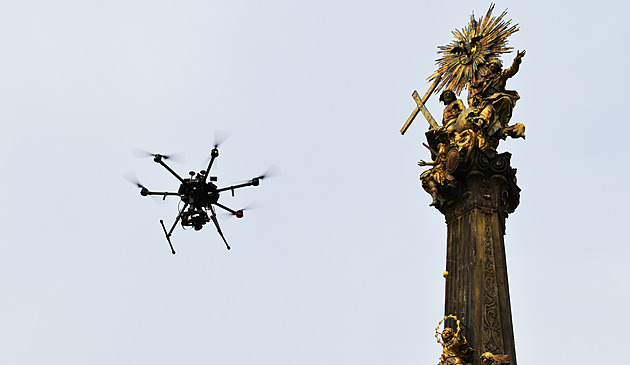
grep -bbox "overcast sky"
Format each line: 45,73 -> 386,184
1,1 -> 629,364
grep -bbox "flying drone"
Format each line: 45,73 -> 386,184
129,141 -> 272,254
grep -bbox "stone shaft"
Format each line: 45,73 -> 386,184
437,150 -> 520,365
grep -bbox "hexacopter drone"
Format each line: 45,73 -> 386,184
129,142 -> 271,254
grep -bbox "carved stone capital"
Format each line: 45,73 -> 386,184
433,148 -> 520,222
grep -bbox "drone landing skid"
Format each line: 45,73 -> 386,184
157,201 -> 241,254
159,219 -> 176,255
210,206 -> 231,250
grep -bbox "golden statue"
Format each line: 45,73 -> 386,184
467,51 -> 526,149
481,352 -> 511,365
435,315 -> 474,365
419,141 -> 457,207
469,52 -> 524,125
439,89 -> 466,134
427,4 -> 526,151
403,4 -> 527,206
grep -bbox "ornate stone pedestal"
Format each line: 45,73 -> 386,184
436,149 -> 520,365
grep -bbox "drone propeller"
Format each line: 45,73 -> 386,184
237,165 -> 281,186
213,129 -> 231,149
123,172 -> 147,190
200,130 -> 232,168
255,165 -> 281,180
232,165 -> 281,185
123,173 -> 166,203
218,201 -> 264,220
241,201 -> 264,211
132,148 -> 185,164
235,201 -> 264,217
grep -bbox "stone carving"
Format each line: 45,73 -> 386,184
482,213 -> 503,355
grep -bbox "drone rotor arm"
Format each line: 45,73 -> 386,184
214,202 -> 245,219
143,191 -> 180,199
213,202 -> 238,215
203,145 -> 219,182
216,179 -> 259,193
155,158 -> 185,184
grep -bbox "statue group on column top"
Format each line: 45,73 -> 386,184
415,5 -> 526,207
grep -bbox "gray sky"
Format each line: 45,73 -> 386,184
1,0 -> 628,364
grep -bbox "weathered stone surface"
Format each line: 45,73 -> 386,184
439,148 -> 519,365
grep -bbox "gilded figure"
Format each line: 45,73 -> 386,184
435,316 -> 474,365
468,51 -> 525,139
480,352 -> 511,365
402,5 -> 526,205
439,89 -> 466,134
419,142 -> 457,207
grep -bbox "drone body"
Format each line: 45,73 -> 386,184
133,146 -> 267,254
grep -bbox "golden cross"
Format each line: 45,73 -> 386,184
400,76 -> 441,135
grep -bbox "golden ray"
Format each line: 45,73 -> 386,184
428,4 -> 519,96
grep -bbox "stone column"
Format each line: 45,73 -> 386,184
437,149 -> 520,365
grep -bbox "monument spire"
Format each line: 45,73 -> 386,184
401,5 -> 525,365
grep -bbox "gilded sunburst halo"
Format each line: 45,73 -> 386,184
428,3 -> 519,96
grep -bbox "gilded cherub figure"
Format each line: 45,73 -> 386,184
436,320 -> 474,365
480,352 -> 511,365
